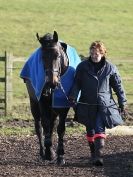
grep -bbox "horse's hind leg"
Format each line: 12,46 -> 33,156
25,80 -> 45,159
30,101 -> 45,159
56,108 -> 69,165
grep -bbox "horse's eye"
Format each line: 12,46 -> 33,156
54,51 -> 60,58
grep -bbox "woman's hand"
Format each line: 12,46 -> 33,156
119,104 -> 128,120
68,96 -> 77,105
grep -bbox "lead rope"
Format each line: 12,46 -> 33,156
59,82 -> 121,111
58,82 -> 129,120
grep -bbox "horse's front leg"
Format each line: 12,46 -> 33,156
56,108 -> 69,165
39,98 -> 56,161
43,117 -> 56,161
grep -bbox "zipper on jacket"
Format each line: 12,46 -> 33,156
96,74 -> 99,112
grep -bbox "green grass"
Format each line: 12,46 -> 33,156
66,125 -> 86,135
0,126 -> 34,136
0,0 -> 133,57
0,124 -> 85,136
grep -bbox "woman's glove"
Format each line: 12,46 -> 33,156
119,104 -> 128,120
68,96 -> 77,105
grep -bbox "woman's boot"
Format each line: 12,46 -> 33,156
88,142 -> 95,161
94,138 -> 105,166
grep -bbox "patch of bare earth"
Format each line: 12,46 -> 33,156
0,135 -> 133,177
0,107 -> 133,177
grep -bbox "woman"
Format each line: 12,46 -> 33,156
69,41 -> 127,166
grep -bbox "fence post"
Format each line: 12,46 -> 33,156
5,53 -> 13,115
0,52 -> 6,115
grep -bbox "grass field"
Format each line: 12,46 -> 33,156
0,0 -> 133,58
0,0 -> 133,135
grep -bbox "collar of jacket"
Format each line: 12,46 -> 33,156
87,57 -> 108,78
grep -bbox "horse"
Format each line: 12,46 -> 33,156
20,31 -> 80,165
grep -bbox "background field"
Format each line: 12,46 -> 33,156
0,0 -> 133,58
0,0 -> 133,135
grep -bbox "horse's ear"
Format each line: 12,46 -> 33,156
36,33 -> 43,45
36,33 -> 41,42
53,31 -> 58,42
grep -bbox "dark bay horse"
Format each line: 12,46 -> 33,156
23,31 -> 71,165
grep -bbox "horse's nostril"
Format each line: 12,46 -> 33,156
51,85 -> 56,89
47,82 -> 56,89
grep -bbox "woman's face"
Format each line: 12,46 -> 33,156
90,48 -> 104,63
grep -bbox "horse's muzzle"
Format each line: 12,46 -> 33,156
43,81 -> 60,96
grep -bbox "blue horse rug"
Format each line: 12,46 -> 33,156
20,42 -> 81,108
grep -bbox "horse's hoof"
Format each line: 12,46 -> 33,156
44,155 -> 52,161
39,150 -> 45,160
51,148 -> 56,159
45,148 -> 56,161
57,156 -> 65,166
39,153 -> 49,161
93,158 -> 103,166
39,155 -> 45,161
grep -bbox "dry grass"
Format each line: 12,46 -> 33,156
106,125 -> 133,135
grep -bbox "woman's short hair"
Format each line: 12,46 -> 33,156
89,41 -> 107,55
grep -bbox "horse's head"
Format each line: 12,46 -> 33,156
36,31 -> 68,96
